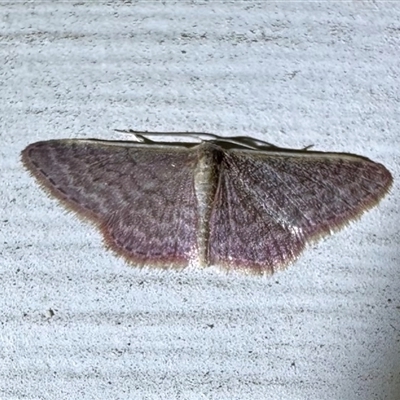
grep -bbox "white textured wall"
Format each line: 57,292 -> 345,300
1,2 -> 399,399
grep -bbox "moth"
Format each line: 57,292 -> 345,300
21,131 -> 393,274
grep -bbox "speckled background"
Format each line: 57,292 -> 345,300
1,2 -> 399,399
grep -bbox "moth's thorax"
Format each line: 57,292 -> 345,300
193,143 -> 223,266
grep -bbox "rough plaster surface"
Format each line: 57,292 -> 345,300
1,2 -> 399,399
